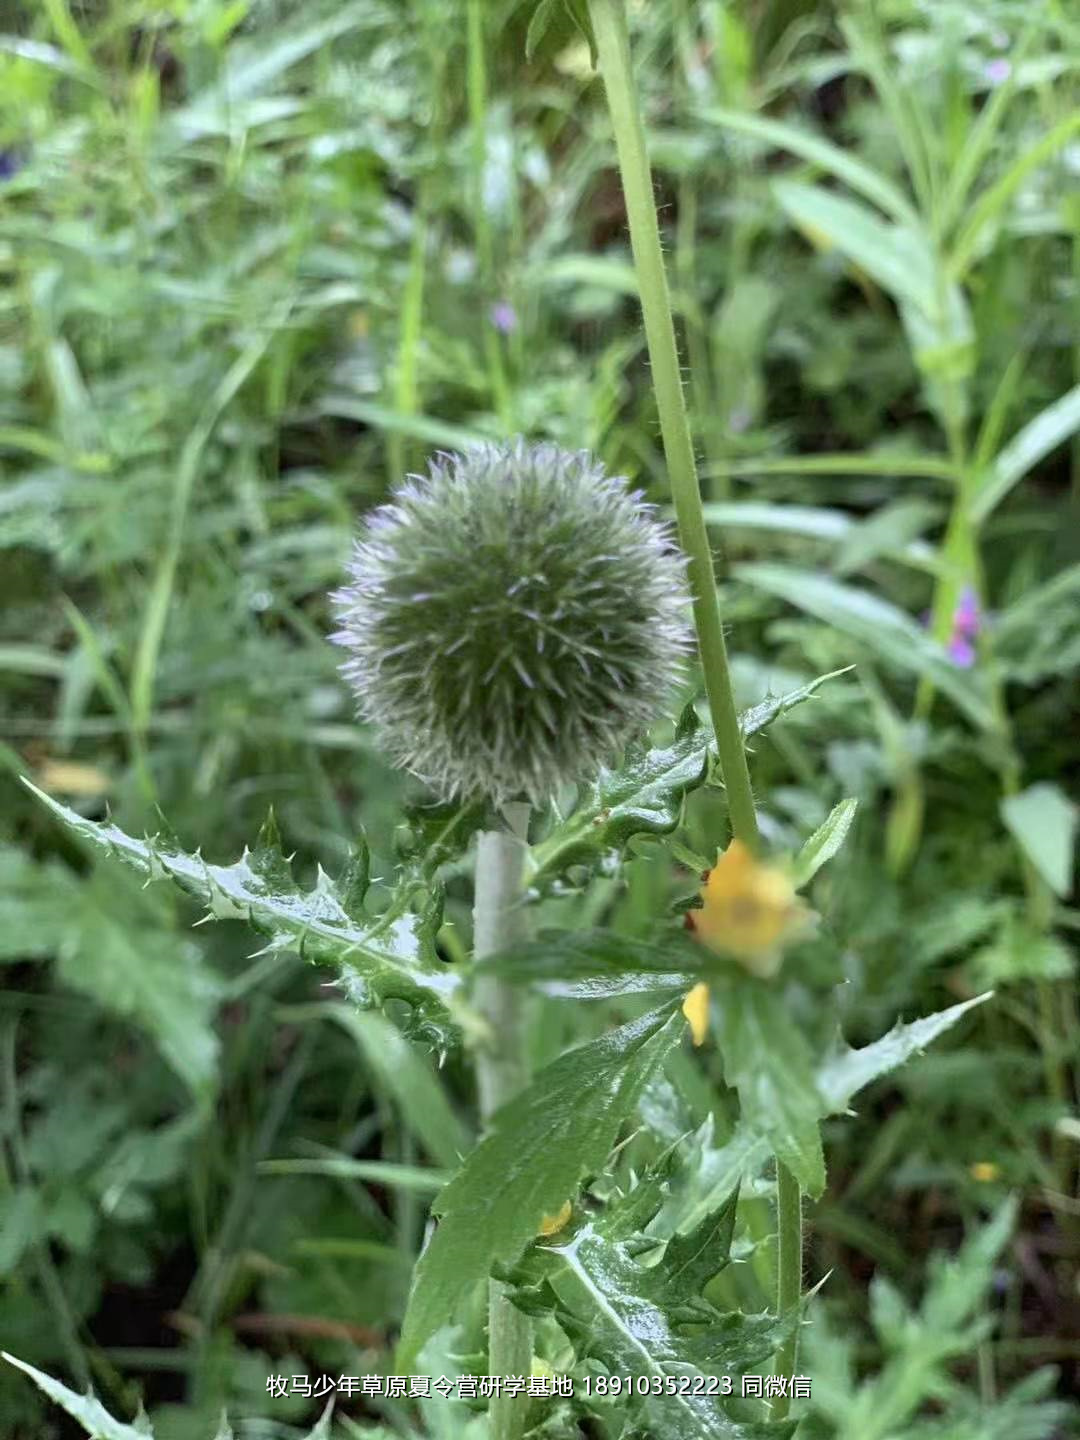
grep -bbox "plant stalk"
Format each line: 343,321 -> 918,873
588,0 -> 758,852
773,1163 -> 803,1416
473,803 -> 532,1440
588,0 -> 804,1393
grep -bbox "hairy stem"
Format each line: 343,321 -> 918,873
772,1163 -> 803,1417
588,0 -> 758,851
473,804 -> 532,1440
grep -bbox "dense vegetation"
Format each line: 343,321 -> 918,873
2,1 -> 1078,1437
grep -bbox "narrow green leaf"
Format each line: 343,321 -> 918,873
525,0 -> 561,60
563,0 -> 597,67
773,180 -> 935,313
260,1157 -> 451,1191
397,1004 -> 683,1368
701,106 -> 916,226
736,563 -> 994,731
303,1005 -> 471,1166
717,977 -> 826,1198
2,1353 -> 148,1440
792,798 -> 859,889
1000,783 -> 1077,898
970,385 -> 1080,525
949,112 -> 1080,279
833,499 -> 940,576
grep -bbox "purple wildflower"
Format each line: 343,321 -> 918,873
0,149 -> 22,181
983,58 -> 1011,86
946,634 -> 976,668
942,585 -> 984,666
953,585 -> 981,637
489,300 -> 517,335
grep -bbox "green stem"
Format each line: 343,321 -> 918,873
589,0 -> 804,1393
472,804 -> 532,1440
588,0 -> 758,852
773,1163 -> 803,1416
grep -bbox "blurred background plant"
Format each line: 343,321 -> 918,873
1,0 -> 1078,1436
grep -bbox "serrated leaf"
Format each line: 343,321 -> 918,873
792,798 -> 858,888
662,995 -> 992,1232
2,1353 -> 149,1439
816,993 -> 991,1114
506,1180 -> 793,1440
397,1004 -> 684,1369
716,977 -> 826,1197
24,782 -> 464,1046
1000,783 -> 1077,898
531,678 -> 847,892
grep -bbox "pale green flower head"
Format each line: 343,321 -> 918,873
331,438 -> 691,805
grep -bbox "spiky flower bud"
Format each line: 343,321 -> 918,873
331,439 -> 691,805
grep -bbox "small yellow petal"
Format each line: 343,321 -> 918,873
538,1199 -> 572,1236
970,1162 -> 1000,1183
691,840 -> 809,972
682,982 -> 710,1047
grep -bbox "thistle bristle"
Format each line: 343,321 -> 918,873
331,438 -> 693,805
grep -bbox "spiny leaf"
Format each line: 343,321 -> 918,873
24,781 -> 464,1047
505,1180 -> 794,1440
531,675 -> 847,893
661,994 -> 992,1231
2,1353 -> 149,1440
395,796 -> 490,879
396,1003 -> 684,1369
816,993 -> 992,1114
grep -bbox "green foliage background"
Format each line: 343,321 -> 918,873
1,0 -> 1078,1437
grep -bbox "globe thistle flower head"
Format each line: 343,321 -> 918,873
331,439 -> 691,806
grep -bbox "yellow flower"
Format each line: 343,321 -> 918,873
682,982 -> 710,1047
686,839 -> 809,979
970,1161 -> 1000,1183
537,1200 -> 573,1236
